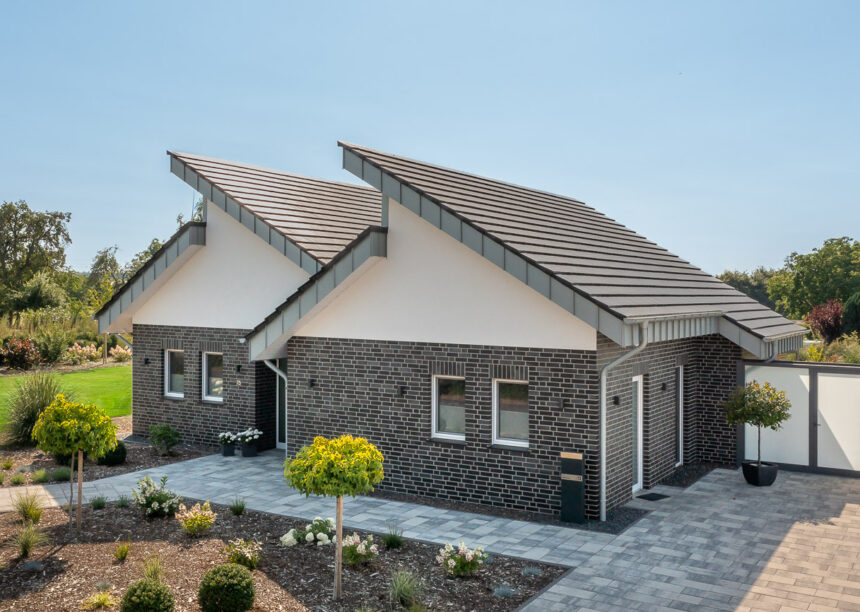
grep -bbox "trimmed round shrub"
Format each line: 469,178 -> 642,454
97,440 -> 127,466
120,579 -> 174,612
198,563 -> 255,612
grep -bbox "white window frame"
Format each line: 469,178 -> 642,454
164,349 -> 185,399
202,352 -> 224,403
492,378 -> 529,448
431,375 -> 466,442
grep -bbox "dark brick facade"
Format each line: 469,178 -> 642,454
285,337 -> 599,518
598,333 -> 741,512
132,324 -> 276,449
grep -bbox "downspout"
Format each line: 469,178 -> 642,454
263,359 -> 288,455
599,320 -> 650,522
764,340 -> 777,363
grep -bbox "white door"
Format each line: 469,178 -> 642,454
676,366 -> 684,467
632,375 -> 644,493
275,358 -> 287,450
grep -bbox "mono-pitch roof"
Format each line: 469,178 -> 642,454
339,142 -> 806,354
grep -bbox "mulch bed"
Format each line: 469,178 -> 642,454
0,422 -> 209,488
658,462 -> 734,488
0,501 -> 566,611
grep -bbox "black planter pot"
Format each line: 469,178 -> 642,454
741,461 -> 778,486
240,443 -> 258,458
221,444 -> 235,457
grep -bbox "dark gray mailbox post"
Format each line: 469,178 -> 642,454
560,451 -> 585,523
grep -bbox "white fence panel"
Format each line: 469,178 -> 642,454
744,365 -> 810,466
817,373 -> 860,471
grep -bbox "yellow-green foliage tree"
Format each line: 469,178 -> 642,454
724,382 -> 791,466
284,435 -> 383,600
32,395 -> 117,533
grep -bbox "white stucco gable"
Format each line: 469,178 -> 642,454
133,202 -> 310,330
294,199 -> 597,350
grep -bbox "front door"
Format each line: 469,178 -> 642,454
632,375 -> 644,493
276,358 -> 286,450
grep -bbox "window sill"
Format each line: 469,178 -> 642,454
202,398 -> 224,405
490,443 -> 530,453
163,394 -> 185,401
429,437 -> 466,446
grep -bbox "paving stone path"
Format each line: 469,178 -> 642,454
1,451 -> 858,611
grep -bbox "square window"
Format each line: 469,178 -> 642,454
432,376 -> 466,441
202,352 -> 224,402
164,350 -> 184,398
493,379 -> 529,447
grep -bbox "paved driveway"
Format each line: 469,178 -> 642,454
2,452 -> 858,611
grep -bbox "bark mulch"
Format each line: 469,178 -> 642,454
0,427 -> 208,489
0,501 -> 566,612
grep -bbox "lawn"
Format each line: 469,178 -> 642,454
0,365 -> 131,427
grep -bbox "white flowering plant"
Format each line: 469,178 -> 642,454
218,432 -> 236,445
279,517 -> 335,548
436,541 -> 488,577
341,532 -> 378,566
131,475 -> 182,518
235,428 -> 263,445
225,538 -> 262,569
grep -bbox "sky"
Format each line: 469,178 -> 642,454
1,1 -> 858,275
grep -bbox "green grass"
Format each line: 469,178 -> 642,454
0,366 -> 131,428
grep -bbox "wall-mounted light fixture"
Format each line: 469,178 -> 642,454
144,357 -> 150,365
661,382 -> 667,392
236,364 -> 242,373
308,378 -> 316,388
399,385 -> 407,397
613,396 -> 620,405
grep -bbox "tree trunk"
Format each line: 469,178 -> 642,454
68,454 -> 74,533
334,496 -> 343,600
76,450 -> 84,535
757,425 -> 762,466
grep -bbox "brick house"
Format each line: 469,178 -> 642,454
97,144 -> 806,520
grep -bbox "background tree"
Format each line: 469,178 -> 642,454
0,200 -> 71,320
843,292 -> 860,335
6,271 -> 66,325
284,435 -> 384,600
806,299 -> 843,344
717,267 -> 777,310
32,395 -> 117,533
724,381 -> 791,466
84,239 -> 163,315
767,237 -> 860,319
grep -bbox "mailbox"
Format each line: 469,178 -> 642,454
560,451 -> 585,523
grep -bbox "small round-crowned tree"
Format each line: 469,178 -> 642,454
32,394 -> 117,533
724,381 -> 791,466
284,435 -> 383,600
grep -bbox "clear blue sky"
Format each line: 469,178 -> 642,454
1,1 -> 858,275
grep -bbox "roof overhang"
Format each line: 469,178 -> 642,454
169,151 -> 323,275
339,143 -> 806,359
246,226 -> 388,361
95,222 -> 206,334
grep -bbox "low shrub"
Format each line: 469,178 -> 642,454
31,468 -> 49,483
116,495 -> 129,508
176,501 -> 216,536
4,372 -> 67,445
132,475 -> 182,518
383,524 -> 404,549
1,457 -> 13,470
15,523 -> 49,558
12,491 -> 42,523
149,424 -> 180,456
115,541 -> 130,562
279,517 -> 334,547
342,533 -> 378,566
198,563 -> 256,612
224,539 -> 262,570
109,345 -> 132,362
34,328 -> 72,364
389,569 -> 422,608
1,337 -> 40,370
51,467 -> 71,481
81,590 -> 119,610
120,579 -> 174,612
143,554 -> 166,582
66,342 -> 100,365
10,473 -> 25,485
97,440 -> 127,466
436,542 -> 488,577
91,496 -> 107,510
228,497 -> 245,516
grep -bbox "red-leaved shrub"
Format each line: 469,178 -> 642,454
1,337 -> 41,370
806,299 -> 843,344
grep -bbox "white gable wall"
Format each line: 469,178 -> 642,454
134,202 -> 309,330
294,200 -> 596,350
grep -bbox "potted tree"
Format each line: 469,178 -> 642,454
285,434 -> 384,600
219,432 -> 236,456
724,381 -> 791,486
236,428 -> 263,457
